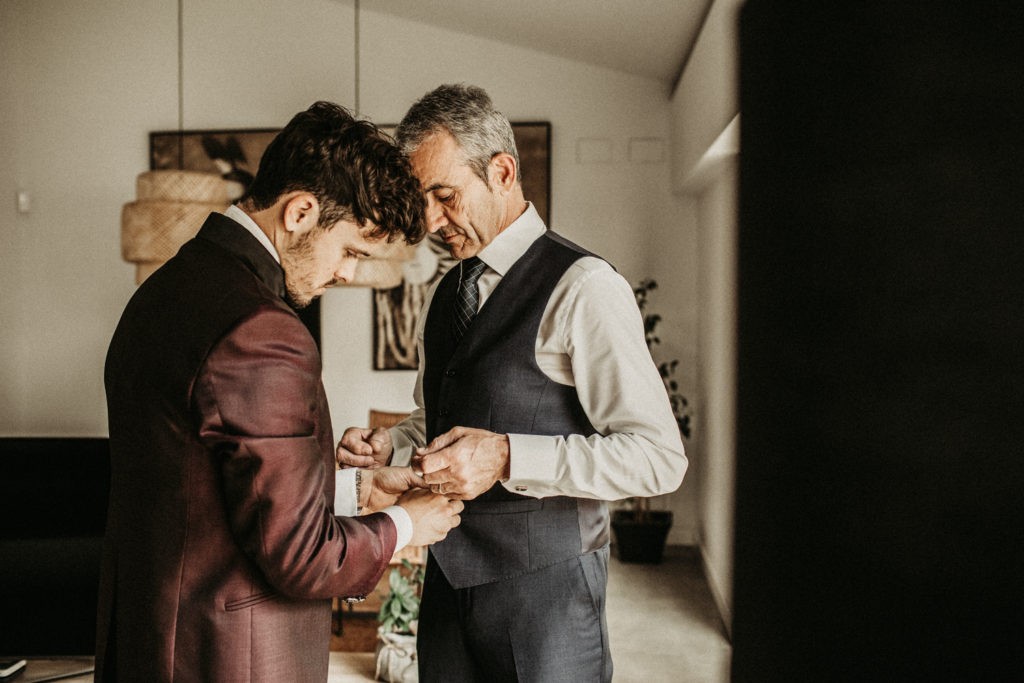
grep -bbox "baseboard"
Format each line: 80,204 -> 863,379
659,542 -> 698,558
698,542 -> 733,641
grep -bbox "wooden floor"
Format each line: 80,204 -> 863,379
330,611 -> 380,653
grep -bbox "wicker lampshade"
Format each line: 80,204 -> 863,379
121,170 -> 230,284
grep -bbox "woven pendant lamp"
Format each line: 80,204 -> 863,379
121,170 -> 229,284
120,0 -> 229,284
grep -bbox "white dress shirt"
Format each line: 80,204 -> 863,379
389,203 -> 687,500
222,206 -> 412,549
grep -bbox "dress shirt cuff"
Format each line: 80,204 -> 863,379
335,471 -> 410,551
503,433 -> 558,496
334,468 -> 359,516
381,505 -> 412,552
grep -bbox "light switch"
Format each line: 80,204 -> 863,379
17,190 -> 32,214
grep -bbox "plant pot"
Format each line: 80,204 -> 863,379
610,509 -> 673,564
375,629 -> 418,682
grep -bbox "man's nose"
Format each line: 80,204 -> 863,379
426,197 -> 446,233
334,257 -> 359,284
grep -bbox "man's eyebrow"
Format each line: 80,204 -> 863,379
424,182 -> 452,193
349,239 -> 374,257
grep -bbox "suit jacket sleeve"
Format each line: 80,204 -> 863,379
193,304 -> 396,599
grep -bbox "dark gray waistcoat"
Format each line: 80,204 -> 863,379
423,231 -> 610,588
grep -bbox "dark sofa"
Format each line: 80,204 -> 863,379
0,437 -> 110,656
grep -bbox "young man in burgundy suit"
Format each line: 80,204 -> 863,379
99,102 -> 462,682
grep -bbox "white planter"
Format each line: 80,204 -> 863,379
375,629 -> 418,682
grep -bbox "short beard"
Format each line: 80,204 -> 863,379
281,228 -> 319,309
285,286 -> 312,310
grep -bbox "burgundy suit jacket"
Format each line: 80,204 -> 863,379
97,213 -> 396,681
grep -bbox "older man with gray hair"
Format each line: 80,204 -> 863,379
338,84 -> 686,682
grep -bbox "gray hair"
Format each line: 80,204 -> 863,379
395,84 -> 521,185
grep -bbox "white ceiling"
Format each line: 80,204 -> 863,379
356,0 -> 713,88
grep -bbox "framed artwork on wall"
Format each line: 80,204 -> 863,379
150,128 -> 279,200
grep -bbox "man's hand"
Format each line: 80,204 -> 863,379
361,466 -> 427,512
337,426 -> 393,469
412,426 -> 510,501
397,488 -> 464,547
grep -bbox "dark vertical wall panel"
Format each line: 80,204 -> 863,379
734,2 -> 1024,680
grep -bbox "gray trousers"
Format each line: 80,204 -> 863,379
417,545 -> 612,683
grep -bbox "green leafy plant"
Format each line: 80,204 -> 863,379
622,278 -> 693,524
634,278 -> 692,440
377,559 -> 424,635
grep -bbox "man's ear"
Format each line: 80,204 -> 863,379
282,192 -> 320,234
488,153 -> 518,194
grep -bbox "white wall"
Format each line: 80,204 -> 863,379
1,0 -> 697,539
1,0 -> 175,435
695,159 -> 737,632
670,0 -> 744,630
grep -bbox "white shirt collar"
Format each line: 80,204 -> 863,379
223,204 -> 280,264
477,202 -> 546,276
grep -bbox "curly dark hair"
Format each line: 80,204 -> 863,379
241,101 -> 426,244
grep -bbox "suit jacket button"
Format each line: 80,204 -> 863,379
445,369 -> 456,377
439,408 -> 449,417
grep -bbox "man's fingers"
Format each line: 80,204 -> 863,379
421,470 -> 444,487
373,466 -> 426,494
430,480 -> 477,501
336,449 -> 377,468
447,499 -> 463,528
345,438 -> 373,456
417,450 -> 451,476
417,429 -> 462,456
406,469 -> 429,488
367,429 -> 389,451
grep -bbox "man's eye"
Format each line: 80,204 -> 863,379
437,193 -> 455,204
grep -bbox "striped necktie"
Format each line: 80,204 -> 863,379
452,256 -> 487,341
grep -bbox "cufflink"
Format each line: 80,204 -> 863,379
514,485 -> 528,492
342,596 -> 366,604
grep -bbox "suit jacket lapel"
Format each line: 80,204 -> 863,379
195,212 -> 286,299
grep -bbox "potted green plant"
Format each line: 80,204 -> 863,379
374,559 -> 423,682
610,279 -> 692,564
